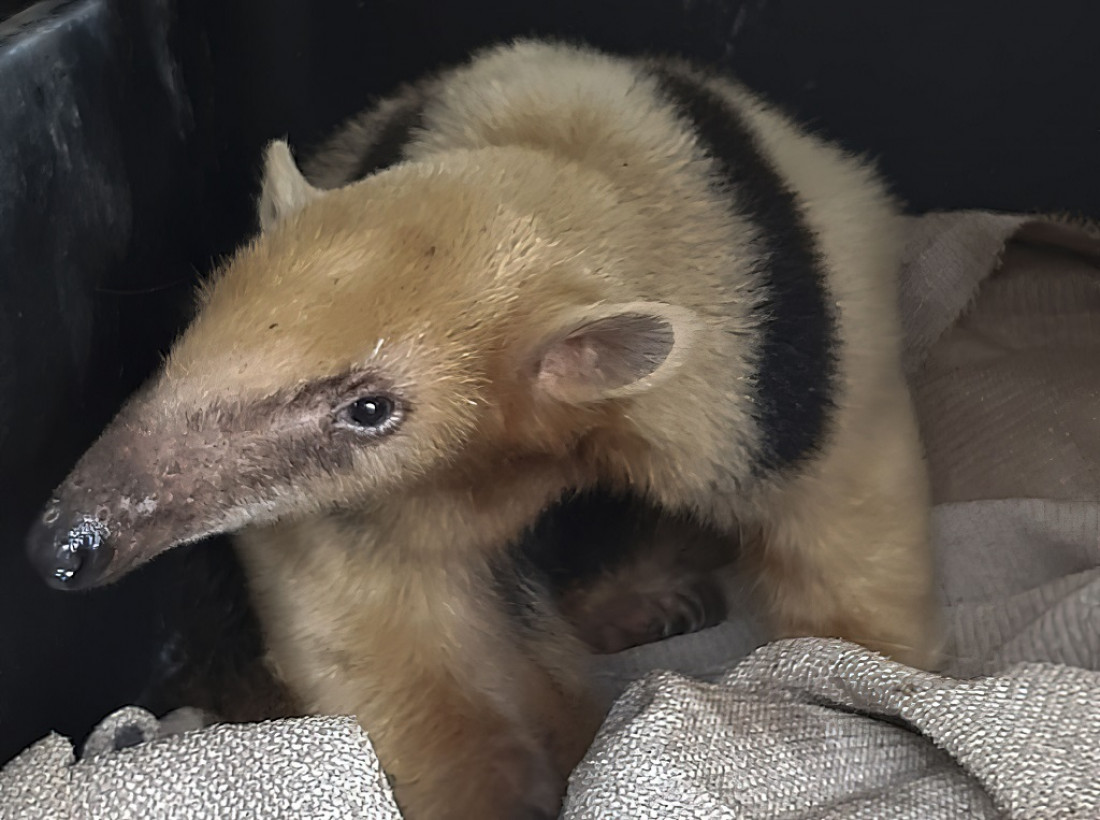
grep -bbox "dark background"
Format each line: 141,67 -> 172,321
1,0 -> 1098,765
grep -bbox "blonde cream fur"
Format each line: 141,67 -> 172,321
138,40 -> 935,818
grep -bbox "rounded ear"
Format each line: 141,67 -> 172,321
534,302 -> 699,404
257,139 -> 324,232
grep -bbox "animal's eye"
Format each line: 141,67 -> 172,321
345,396 -> 395,429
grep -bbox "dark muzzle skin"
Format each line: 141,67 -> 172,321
24,390 -> 277,591
26,507 -> 117,591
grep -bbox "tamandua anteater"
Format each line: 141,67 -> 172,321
27,40 -> 938,819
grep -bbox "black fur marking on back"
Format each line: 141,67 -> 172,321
349,95 -> 426,182
650,65 -> 839,474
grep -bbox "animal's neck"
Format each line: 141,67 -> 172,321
364,461 -> 580,567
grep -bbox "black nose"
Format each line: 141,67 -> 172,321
25,511 -> 115,591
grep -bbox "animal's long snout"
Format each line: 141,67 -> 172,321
22,391 -> 245,592
23,381 -> 328,591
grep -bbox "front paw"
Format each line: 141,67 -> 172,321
567,572 -> 728,654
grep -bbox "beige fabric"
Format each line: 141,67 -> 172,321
0,712 -> 403,820
914,225 -> 1100,503
568,639 -> 1100,819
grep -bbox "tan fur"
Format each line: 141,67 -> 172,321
36,40 -> 939,819
236,512 -> 601,819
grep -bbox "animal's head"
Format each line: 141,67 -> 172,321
26,140 -> 698,590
